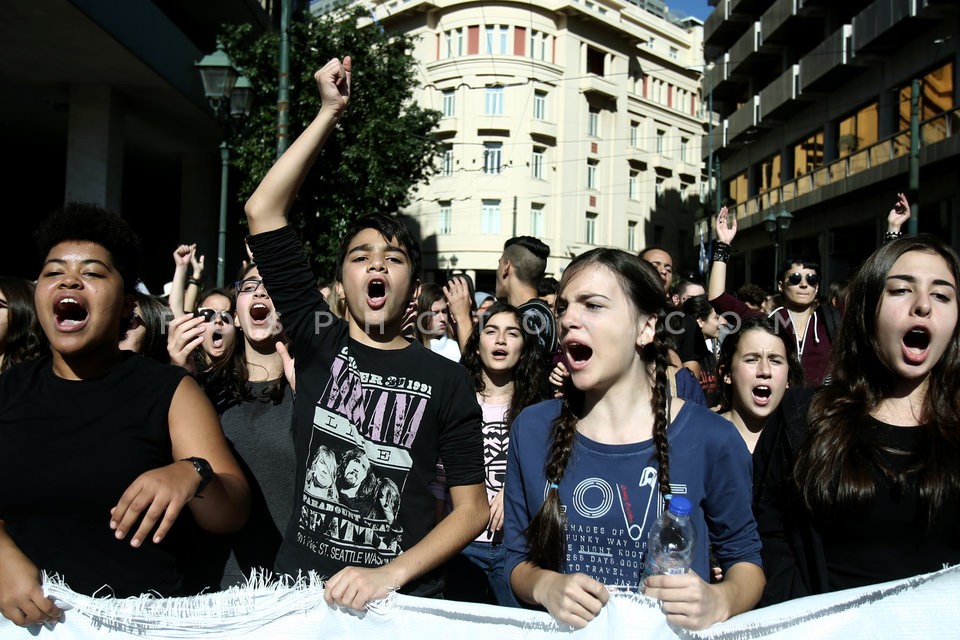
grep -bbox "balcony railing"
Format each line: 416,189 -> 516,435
728,22 -> 762,77
799,24 -> 853,90
760,64 -> 800,119
727,95 -> 761,142
853,0 -> 921,52
727,106 -> 959,223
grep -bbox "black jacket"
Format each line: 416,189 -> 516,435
752,386 -> 829,606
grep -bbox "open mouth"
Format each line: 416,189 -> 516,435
903,327 -> 931,352
54,297 -> 89,330
902,327 -> 931,364
212,330 -> 224,348
367,279 -> 386,309
492,348 -> 509,358
752,385 -> 773,405
250,303 -> 270,324
565,341 -> 593,367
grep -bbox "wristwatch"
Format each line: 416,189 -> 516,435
181,457 -> 213,497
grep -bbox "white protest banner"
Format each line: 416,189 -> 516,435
0,565 -> 956,639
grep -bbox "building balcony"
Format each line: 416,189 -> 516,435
731,0 -> 777,15
529,118 -> 557,142
579,73 -> 619,103
799,24 -> 860,91
760,64 -> 804,120
704,0 -> 752,50
704,53 -> 746,104
474,115 -> 510,135
726,95 -> 761,143
761,0 -> 826,45
728,22 -> 776,78
853,0 -> 927,53
435,116 -> 457,136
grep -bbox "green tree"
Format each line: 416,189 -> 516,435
222,5 -> 442,279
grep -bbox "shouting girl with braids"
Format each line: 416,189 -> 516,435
502,248 -> 764,629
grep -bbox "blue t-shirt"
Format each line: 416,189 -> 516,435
503,399 -> 761,591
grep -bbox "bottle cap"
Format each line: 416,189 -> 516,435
667,495 -> 692,516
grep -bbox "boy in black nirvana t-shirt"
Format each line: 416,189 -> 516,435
245,56 -> 487,609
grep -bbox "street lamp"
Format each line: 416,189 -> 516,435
449,254 -> 459,273
196,44 -> 253,288
764,208 -> 793,286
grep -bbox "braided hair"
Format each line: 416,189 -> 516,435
525,248 -> 672,570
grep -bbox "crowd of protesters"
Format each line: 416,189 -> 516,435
1,55 -> 958,633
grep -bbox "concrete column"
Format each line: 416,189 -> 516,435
65,85 -> 124,211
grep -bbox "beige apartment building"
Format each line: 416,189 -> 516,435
362,0 -> 709,290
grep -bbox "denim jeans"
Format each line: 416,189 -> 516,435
445,540 -> 519,607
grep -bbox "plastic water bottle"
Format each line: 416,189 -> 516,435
641,495 -> 695,579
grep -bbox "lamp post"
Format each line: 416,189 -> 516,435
195,44 -> 254,288
449,254 -> 459,275
764,208 -> 793,287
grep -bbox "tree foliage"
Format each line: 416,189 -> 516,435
221,5 -> 442,280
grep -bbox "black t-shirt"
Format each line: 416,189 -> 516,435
819,418 -> 960,591
247,226 -> 484,596
0,354 -> 192,597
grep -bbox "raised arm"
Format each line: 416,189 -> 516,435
168,244 -> 194,317
885,192 -> 910,236
184,249 -> 204,313
707,207 -> 736,302
244,57 -> 352,235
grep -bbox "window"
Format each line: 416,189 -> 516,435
483,142 -> 502,174
655,176 -> 665,199
656,129 -> 665,155
585,213 -> 598,244
444,28 -> 464,58
530,204 -> 544,236
838,102 -> 878,158
532,146 -> 545,180
588,108 -> 600,137
627,220 -> 637,252
628,170 -> 639,200
587,159 -> 598,189
533,91 -> 546,120
530,30 -> 550,62
485,25 -> 508,55
485,86 -> 504,115
630,121 -> 639,147
481,199 -> 501,234
669,46 -> 679,61
680,137 -> 689,163
792,130 -> 824,177
586,46 -> 604,76
441,144 -> 454,176
728,171 -> 748,204
439,202 -> 452,235
442,89 -> 455,118
760,154 -> 782,193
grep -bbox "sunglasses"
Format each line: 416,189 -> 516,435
235,278 -> 263,295
195,308 -> 234,324
785,272 -> 820,286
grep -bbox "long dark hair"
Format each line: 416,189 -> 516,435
795,234 -> 960,522
525,248 -> 673,571
0,277 -> 47,372
461,301 -> 545,428
129,292 -> 173,364
716,316 -> 804,413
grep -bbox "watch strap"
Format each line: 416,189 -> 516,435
181,457 -> 213,497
